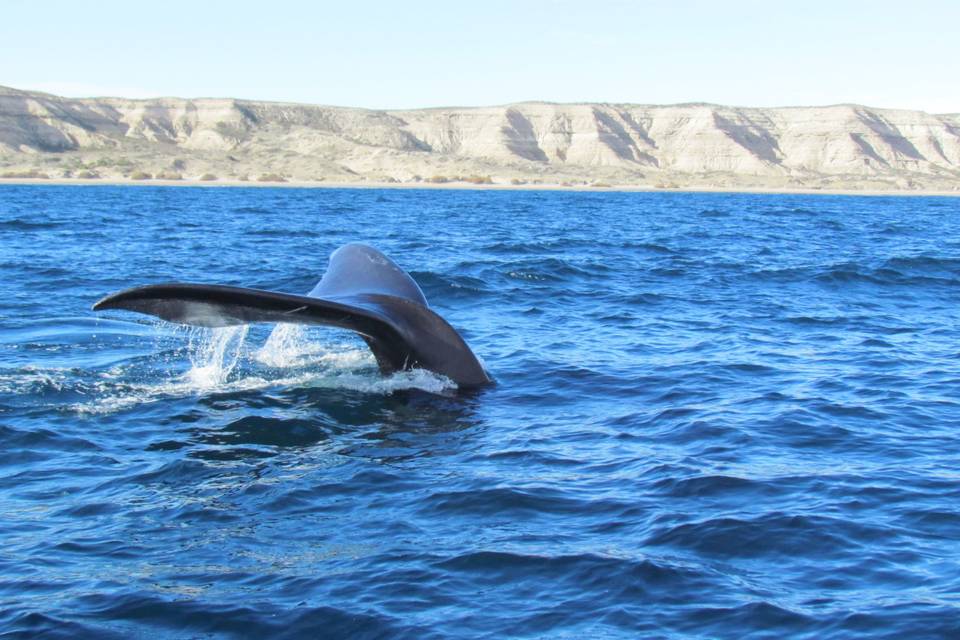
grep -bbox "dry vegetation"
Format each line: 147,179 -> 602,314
1,169 -> 49,179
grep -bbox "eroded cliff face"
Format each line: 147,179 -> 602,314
1,85 -> 958,189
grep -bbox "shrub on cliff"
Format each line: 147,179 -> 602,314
1,170 -> 50,179
464,175 -> 493,185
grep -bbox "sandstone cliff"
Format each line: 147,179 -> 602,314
1,85 -> 958,191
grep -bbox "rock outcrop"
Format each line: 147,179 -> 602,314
1,85 -> 958,190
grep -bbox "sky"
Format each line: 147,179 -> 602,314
2,0 -> 958,112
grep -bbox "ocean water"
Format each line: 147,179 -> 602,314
1,184 -> 959,639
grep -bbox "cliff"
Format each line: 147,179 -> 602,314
1,85 -> 958,191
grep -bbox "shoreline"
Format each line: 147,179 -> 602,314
0,177 -> 958,197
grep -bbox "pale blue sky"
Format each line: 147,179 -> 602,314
3,0 -> 958,112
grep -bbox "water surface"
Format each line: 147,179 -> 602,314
1,185 -> 959,638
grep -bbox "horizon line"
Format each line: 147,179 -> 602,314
2,84 -> 957,117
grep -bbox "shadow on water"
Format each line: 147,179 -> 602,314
156,385 -> 488,465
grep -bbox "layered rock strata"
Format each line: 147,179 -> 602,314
2,85 -> 958,190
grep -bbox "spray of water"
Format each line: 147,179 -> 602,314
184,325 -> 249,388
48,320 -> 459,415
255,323 -> 308,368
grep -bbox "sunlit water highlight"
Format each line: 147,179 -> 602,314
1,185 -> 960,638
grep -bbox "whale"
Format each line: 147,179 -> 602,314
92,243 -> 492,387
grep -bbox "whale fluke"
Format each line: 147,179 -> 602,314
93,243 -> 491,387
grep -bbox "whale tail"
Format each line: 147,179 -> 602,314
92,243 -> 491,387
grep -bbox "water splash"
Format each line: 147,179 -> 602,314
57,324 -> 457,415
68,366 -> 455,415
329,367 -> 457,395
184,325 -> 249,388
255,323 -> 308,368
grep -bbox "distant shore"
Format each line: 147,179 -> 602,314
4,86 -> 960,199
0,177 -> 958,197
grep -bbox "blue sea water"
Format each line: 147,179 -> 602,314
1,184 -> 959,638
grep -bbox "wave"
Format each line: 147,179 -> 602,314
60,592 -> 408,639
646,513 -> 888,558
749,258 -> 960,286
0,218 -> 64,230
